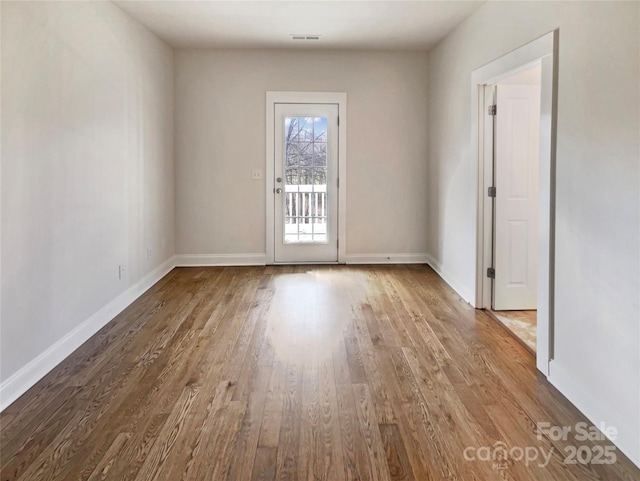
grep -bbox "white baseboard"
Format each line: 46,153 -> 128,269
0,256 -> 177,412
425,253 -> 474,304
548,361 -> 640,468
344,253 -> 429,265
175,253 -> 267,266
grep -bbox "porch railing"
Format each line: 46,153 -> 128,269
284,184 -> 327,224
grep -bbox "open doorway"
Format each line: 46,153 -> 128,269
472,31 -> 558,375
487,65 -> 542,354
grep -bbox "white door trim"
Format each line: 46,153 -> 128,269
266,91 -> 347,264
471,31 -> 558,375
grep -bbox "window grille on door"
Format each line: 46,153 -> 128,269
283,116 -> 328,243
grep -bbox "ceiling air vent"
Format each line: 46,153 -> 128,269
290,34 -> 321,41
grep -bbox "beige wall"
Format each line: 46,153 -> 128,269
174,49 -> 429,257
427,1 -> 639,464
1,1 -> 174,382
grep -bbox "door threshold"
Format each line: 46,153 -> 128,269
484,308 -> 536,358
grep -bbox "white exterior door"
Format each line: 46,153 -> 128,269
274,103 -> 339,263
493,84 -> 540,310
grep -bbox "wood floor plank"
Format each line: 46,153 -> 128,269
230,275 -> 276,402
223,270 -> 273,481
392,406 -> 437,481
226,388 -> 270,481
153,380 -> 234,481
353,315 -> 397,425
344,336 -> 367,384
257,358 -> 287,449
297,361 -> 319,480
251,446 -> 278,481
1,265 -> 638,481
85,432 -> 133,481
202,400 -> 247,481
132,384 -> 201,481
315,359 -> 346,481
332,339 -> 374,481
352,383 -> 393,481
379,423 -> 415,481
361,302 -> 386,346
274,359 -> 303,481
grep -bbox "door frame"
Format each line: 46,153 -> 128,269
472,31 -> 558,375
266,91 -> 347,264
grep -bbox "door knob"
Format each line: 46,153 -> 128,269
276,188 -> 282,194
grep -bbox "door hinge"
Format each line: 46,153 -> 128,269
337,239 -> 339,249
338,116 -> 340,126
487,267 -> 495,279
488,186 -> 496,197
488,105 -> 497,116
337,178 -> 340,188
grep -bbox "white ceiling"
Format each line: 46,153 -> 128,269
112,1 -> 485,50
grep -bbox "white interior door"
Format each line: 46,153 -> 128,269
493,84 -> 540,310
274,103 -> 339,263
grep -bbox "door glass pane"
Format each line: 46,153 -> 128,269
283,116 -> 328,244
314,117 -> 327,141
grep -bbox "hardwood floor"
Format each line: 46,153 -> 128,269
1,265 -> 638,481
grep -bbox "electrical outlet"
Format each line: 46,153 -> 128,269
146,247 -> 152,261
118,264 -> 125,280
251,169 -> 262,180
